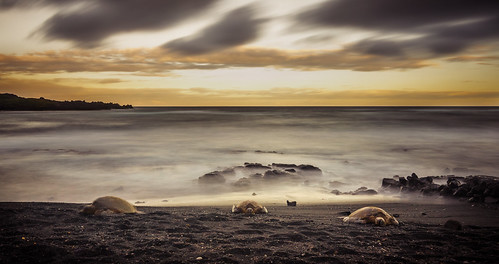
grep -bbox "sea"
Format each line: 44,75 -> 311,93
1,107 -> 498,206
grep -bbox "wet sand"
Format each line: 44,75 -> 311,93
1,202 -> 498,263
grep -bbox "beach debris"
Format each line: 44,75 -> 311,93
343,206 -> 399,226
232,200 -> 268,214
80,196 -> 142,215
287,200 -> 297,206
444,219 -> 463,230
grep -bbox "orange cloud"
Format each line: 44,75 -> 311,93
0,47 -> 433,77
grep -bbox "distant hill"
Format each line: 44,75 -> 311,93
0,93 -> 133,111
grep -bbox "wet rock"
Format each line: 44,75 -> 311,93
421,184 -> 440,196
382,178 -> 401,191
249,173 -> 263,179
331,190 -> 341,195
285,168 -> 296,173
286,200 -> 297,206
244,163 -> 271,170
263,170 -> 293,181
444,220 -> 463,230
233,177 -> 251,188
272,163 -> 298,169
447,178 -> 461,189
297,164 -> 322,175
453,185 -> 470,197
439,186 -> 454,196
351,187 -> 377,195
399,177 -> 408,186
198,172 -> 226,184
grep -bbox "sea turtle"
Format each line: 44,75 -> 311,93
80,196 -> 142,215
232,200 -> 268,214
343,206 -> 399,226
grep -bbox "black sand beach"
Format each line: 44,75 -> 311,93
1,201 -> 498,263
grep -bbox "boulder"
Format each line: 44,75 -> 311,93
198,172 -> 226,184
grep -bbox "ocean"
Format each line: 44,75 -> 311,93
1,107 -> 498,205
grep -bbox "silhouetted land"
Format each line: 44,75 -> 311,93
0,93 -> 133,111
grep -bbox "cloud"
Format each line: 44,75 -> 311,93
0,0 -> 79,9
35,0 -> 218,48
0,46 -> 431,76
296,0 -> 499,57
163,5 -> 264,55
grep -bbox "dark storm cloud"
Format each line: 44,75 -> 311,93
298,0 -> 499,31
34,0 -> 217,48
0,0 -> 72,9
297,0 -> 499,57
163,5 -> 264,55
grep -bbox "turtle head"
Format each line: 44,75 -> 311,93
389,217 -> 399,226
246,208 -> 254,214
375,217 -> 386,226
80,205 -> 96,215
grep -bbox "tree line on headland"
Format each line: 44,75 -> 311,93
0,93 -> 133,111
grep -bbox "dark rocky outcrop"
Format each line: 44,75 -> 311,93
381,173 -> 499,203
198,172 -> 226,184
330,187 -> 378,196
263,170 -> 294,181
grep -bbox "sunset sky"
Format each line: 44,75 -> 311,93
0,0 -> 498,106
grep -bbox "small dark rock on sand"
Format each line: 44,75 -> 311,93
444,220 -> 463,230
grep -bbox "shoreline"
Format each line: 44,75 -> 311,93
2,201 -> 498,263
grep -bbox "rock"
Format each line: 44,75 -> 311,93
287,200 -> 297,206
263,170 -> 293,181
382,178 -> 401,191
399,177 -> 408,186
444,220 -> 463,230
453,185 -> 470,197
285,168 -> 296,173
233,177 -> 251,188
439,186 -> 454,196
351,187 -> 378,195
249,173 -> 263,179
244,162 -> 271,170
272,163 -> 298,169
447,178 -> 461,189
297,164 -> 322,175
331,190 -> 341,195
198,172 -> 226,184
421,184 -> 440,196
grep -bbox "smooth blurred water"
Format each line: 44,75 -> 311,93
1,107 -> 498,204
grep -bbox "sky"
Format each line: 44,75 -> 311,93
0,0 -> 498,106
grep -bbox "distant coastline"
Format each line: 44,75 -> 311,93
0,93 -> 133,111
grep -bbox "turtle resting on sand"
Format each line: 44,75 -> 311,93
232,200 -> 268,214
80,196 -> 142,215
343,206 -> 399,226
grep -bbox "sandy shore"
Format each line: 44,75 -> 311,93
1,201 -> 498,263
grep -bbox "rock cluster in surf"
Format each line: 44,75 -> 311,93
198,162 -> 322,188
381,173 -> 499,203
